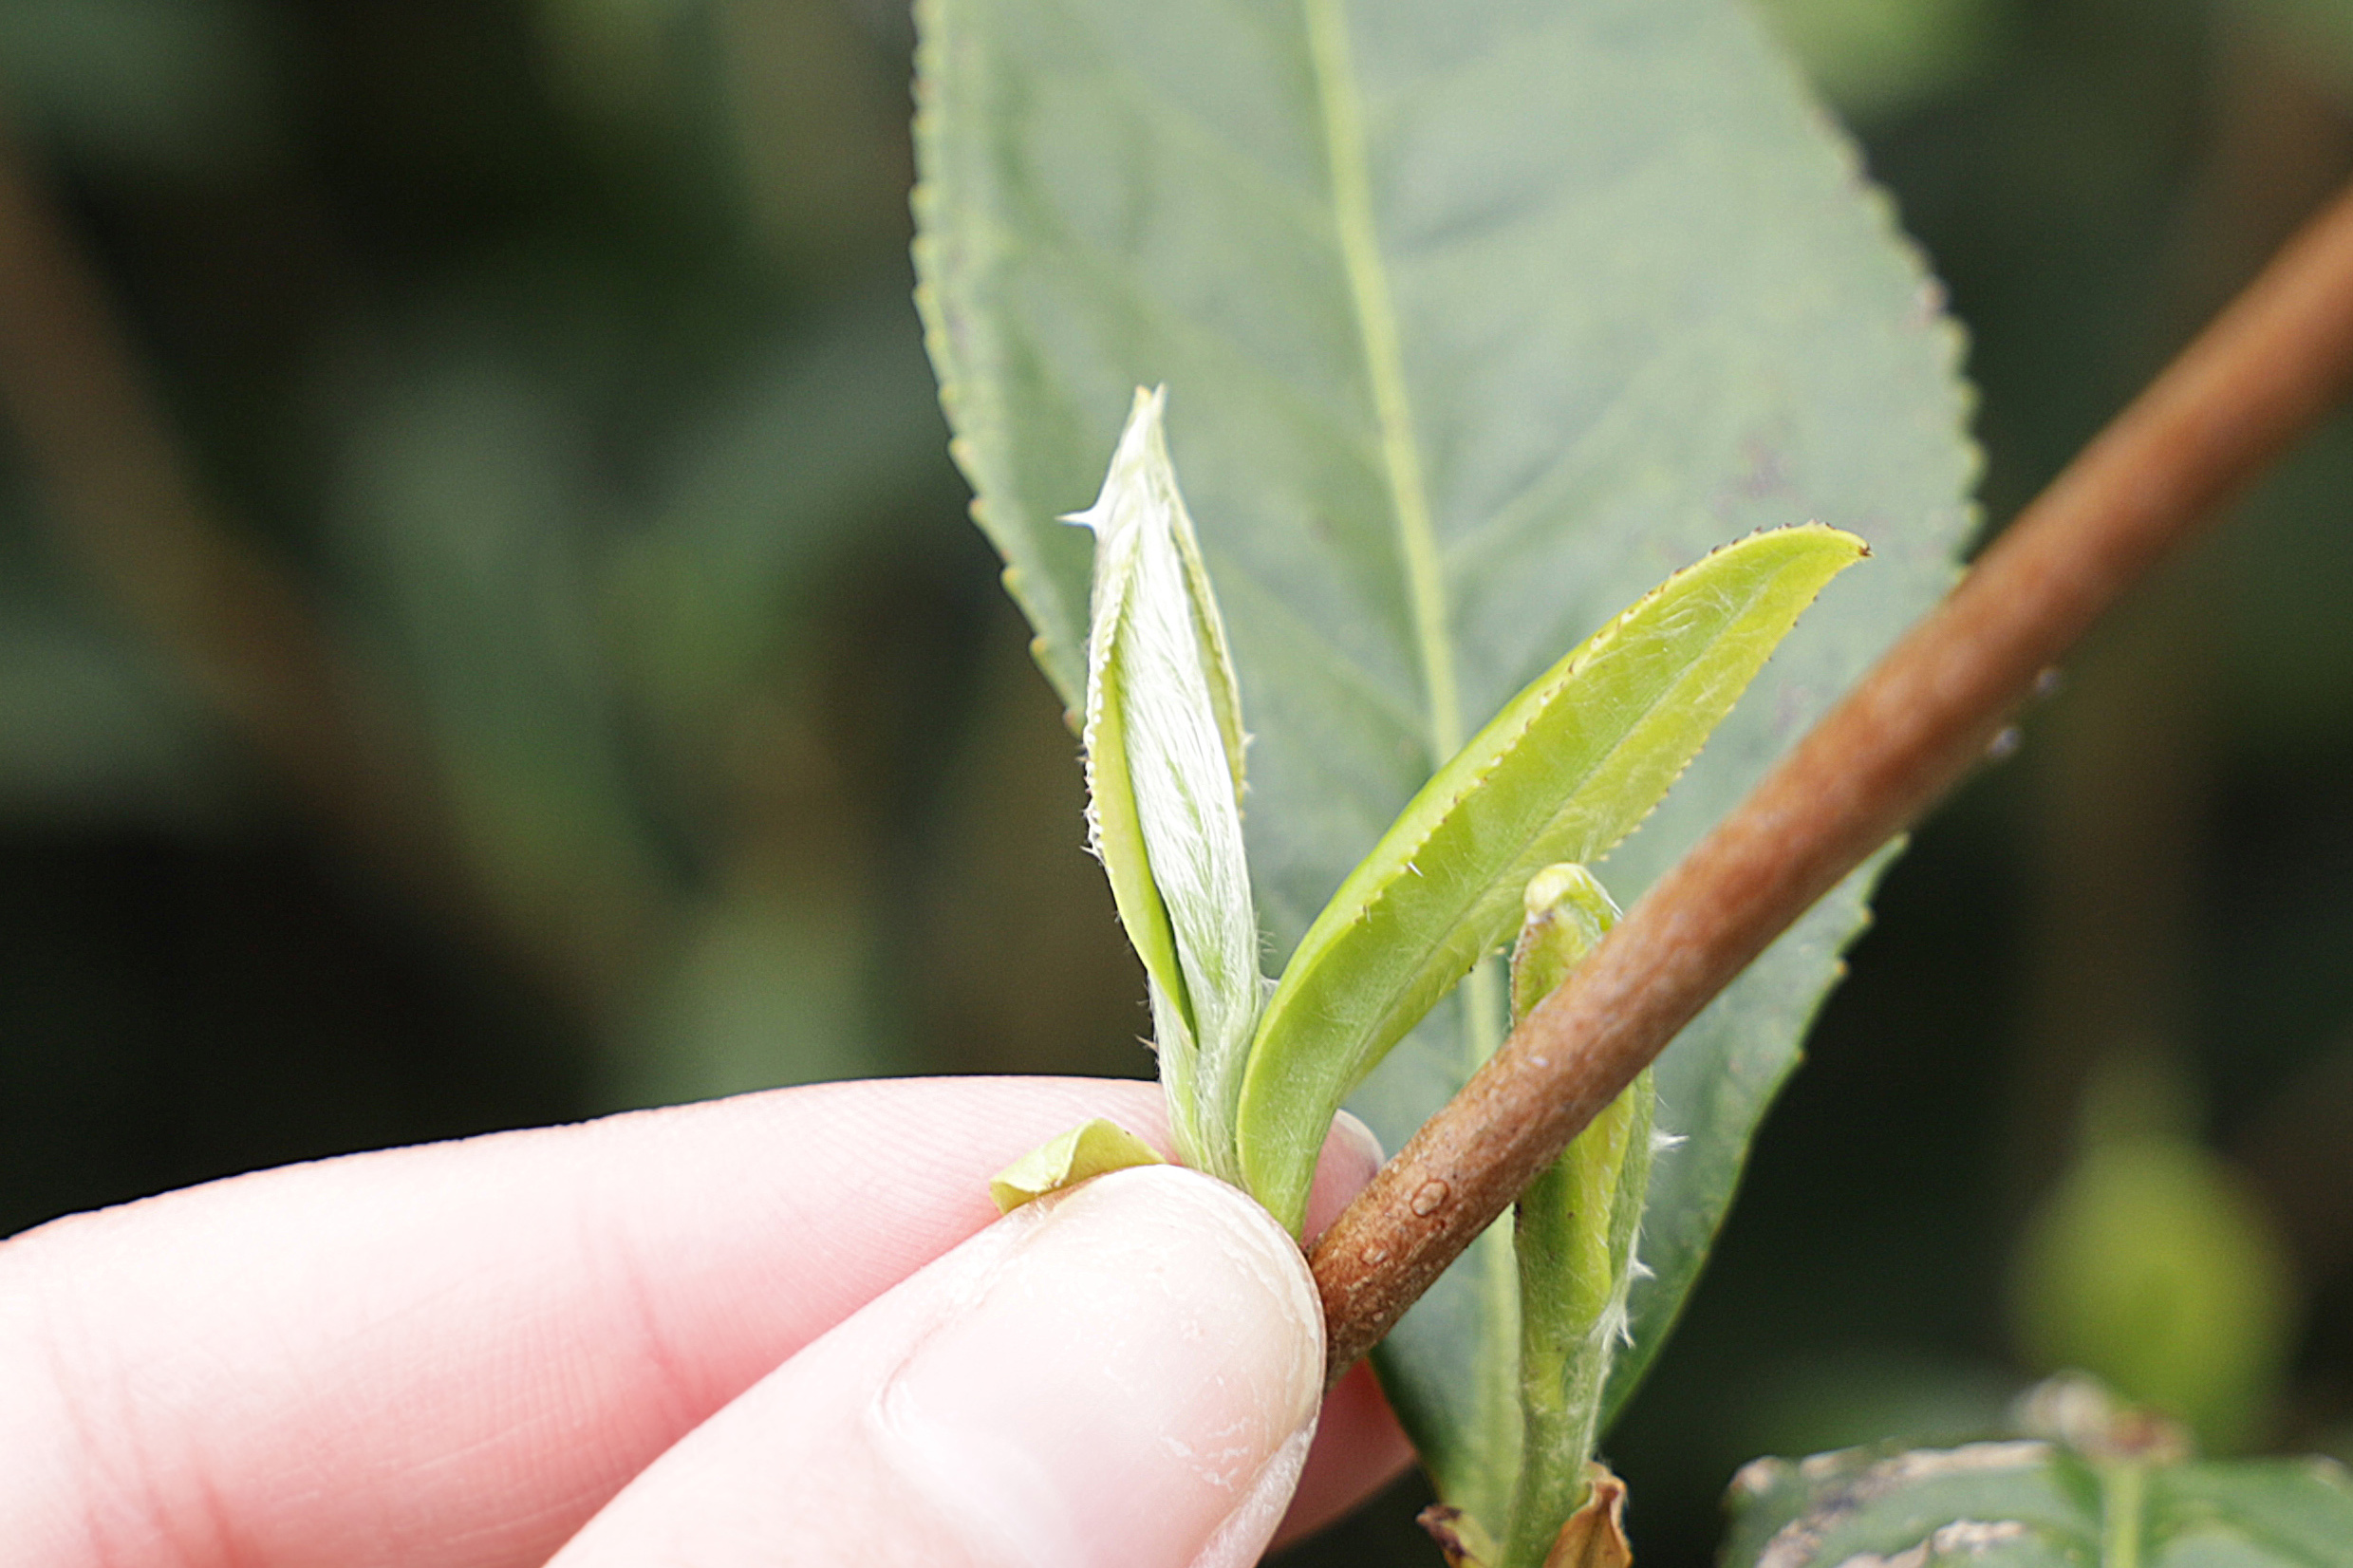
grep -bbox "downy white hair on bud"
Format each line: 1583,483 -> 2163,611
1071,388 -> 1261,1181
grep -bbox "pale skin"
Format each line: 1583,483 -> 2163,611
0,1076 -> 1412,1567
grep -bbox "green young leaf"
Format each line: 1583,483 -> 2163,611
1238,525 -> 1864,1233
1074,388 -> 1261,1180
988,1117 -> 1167,1212
1722,1437 -> 2353,1568
915,0 -> 1975,1500
1502,867 -> 1653,1568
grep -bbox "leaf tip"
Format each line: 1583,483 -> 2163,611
988,1117 -> 1166,1213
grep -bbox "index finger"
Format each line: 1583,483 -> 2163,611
0,1076 -> 1404,1568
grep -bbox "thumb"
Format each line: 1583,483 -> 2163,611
550,1164 -> 1327,1568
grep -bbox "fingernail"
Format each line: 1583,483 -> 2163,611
872,1166 -> 1324,1568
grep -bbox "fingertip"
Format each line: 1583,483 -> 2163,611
1301,1111 -> 1385,1243
553,1165 -> 1330,1568
872,1166 -> 1326,1566
1330,1110 -> 1384,1178
1280,1113 -> 1417,1549
1276,1357 -> 1418,1544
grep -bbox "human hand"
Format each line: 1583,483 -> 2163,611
0,1077 -> 1413,1566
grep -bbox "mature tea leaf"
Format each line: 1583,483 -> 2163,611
915,0 -> 1975,1493
1237,526 -> 1861,1232
1723,1438 -> 2353,1568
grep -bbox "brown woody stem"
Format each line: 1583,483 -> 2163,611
1313,175 -> 2353,1374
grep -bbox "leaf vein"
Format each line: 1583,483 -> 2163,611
1303,0 -> 1460,765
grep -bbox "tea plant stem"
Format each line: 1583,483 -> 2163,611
1312,174 -> 2353,1374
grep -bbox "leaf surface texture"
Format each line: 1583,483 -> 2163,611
916,0 -> 1976,1485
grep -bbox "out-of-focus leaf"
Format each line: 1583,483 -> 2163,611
2219,412 -> 2353,747
1752,0 -> 2010,121
0,0 -> 280,176
1711,1351 -> 2023,1480
711,0 -> 910,261
327,346 -> 666,990
0,604 -> 227,825
2247,0 -> 2353,97
913,0 -> 1975,1492
1723,1436 -> 2353,1567
2009,1136 -> 2300,1453
532,0 -> 700,126
608,290 -> 955,739
618,887 -> 879,1105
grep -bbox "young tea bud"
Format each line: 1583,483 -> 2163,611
1503,865 -> 1654,1568
1074,388 -> 1261,1183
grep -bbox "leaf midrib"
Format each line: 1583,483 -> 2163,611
1302,0 -> 1461,762
1303,0 -> 1513,1080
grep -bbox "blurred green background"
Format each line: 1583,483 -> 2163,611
3,1 -> 2352,1562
